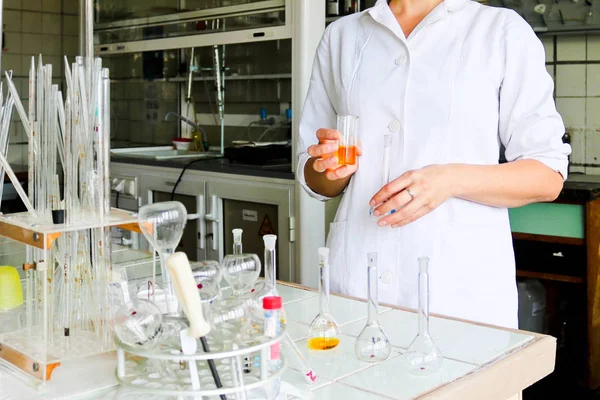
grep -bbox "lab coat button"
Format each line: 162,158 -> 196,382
388,120 -> 400,133
381,271 -> 392,284
395,56 -> 407,66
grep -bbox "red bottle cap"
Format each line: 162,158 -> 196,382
263,296 -> 282,310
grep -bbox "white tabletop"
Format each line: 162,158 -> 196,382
0,283 -> 554,400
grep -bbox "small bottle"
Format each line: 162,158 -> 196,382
263,296 -> 283,371
327,0 -> 340,17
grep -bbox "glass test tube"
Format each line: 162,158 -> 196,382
370,134 -> 394,220
336,115 -> 358,165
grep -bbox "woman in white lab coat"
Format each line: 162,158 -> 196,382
297,0 -> 570,328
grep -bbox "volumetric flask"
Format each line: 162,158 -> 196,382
221,253 -> 261,296
307,247 -> 341,350
369,134 -> 394,220
337,115 -> 358,165
355,253 -> 391,362
403,257 -> 443,375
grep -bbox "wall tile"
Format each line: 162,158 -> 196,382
4,33 -> 22,54
62,35 -> 78,57
4,0 -> 22,9
585,166 -> 600,174
557,97 -> 586,126
589,36 -> 600,61
570,165 -> 585,173
585,130 -> 600,165
62,0 -> 79,15
3,54 -> 22,76
587,98 -> 600,127
556,65 -> 586,97
546,64 -> 554,81
7,144 -> 24,165
4,10 -> 22,32
62,15 -> 78,36
588,65 -> 600,97
42,13 -> 62,35
557,36 -> 587,61
21,33 -> 43,55
22,12 -> 43,34
22,0 -> 42,11
541,36 -> 554,63
42,35 -> 62,56
42,0 -> 62,13
569,127 -> 586,165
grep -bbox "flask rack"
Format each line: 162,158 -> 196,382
115,327 -> 287,396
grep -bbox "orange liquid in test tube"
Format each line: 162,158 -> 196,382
336,115 -> 359,166
337,145 -> 357,165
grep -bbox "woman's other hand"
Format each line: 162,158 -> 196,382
307,128 -> 362,181
370,165 -> 453,228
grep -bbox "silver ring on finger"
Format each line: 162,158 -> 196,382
406,188 -> 415,200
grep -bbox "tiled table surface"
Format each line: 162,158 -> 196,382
0,283 -> 543,400
277,283 -> 536,400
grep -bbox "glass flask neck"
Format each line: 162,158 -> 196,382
417,257 -> 430,335
233,242 -> 242,255
265,247 -> 276,288
367,253 -> 378,325
319,261 -> 330,315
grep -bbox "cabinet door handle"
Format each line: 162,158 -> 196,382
198,194 -> 205,250
205,195 -> 219,251
164,181 -> 176,187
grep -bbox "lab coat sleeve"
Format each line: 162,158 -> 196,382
296,28 -> 338,201
498,11 -> 571,180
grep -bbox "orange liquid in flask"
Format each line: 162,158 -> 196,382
337,145 -> 357,165
308,337 -> 340,350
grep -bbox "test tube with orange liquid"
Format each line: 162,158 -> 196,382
336,115 -> 358,165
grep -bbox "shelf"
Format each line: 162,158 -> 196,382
512,232 -> 585,246
0,208 -> 141,250
516,270 -> 585,284
109,73 -> 291,83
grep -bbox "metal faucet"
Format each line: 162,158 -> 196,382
165,112 -> 209,149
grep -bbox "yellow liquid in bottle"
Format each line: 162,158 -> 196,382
308,337 -> 340,350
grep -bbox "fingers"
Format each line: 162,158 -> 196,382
313,156 -> 339,173
370,172 -> 413,207
324,164 -> 357,180
307,143 -> 338,158
377,193 -> 425,227
373,189 -> 413,217
316,128 -> 341,142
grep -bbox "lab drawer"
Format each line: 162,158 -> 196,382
513,239 -> 586,279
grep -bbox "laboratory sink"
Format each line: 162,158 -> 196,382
111,146 -> 221,161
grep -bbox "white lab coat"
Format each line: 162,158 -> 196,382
296,0 -> 570,328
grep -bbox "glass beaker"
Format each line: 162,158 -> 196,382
138,201 -> 187,315
355,253 -> 391,362
336,115 -> 358,166
307,247 -> 341,350
403,257 -> 443,375
369,134 -> 394,220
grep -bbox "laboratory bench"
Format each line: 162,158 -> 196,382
110,154 -> 294,181
0,282 -> 555,400
509,173 -> 600,390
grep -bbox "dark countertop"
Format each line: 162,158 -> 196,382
111,155 -> 295,181
559,174 -> 600,202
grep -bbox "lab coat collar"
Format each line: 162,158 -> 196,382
368,0 -> 468,41
369,0 -> 469,18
